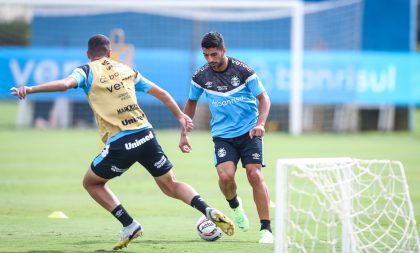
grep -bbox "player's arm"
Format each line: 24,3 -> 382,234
183,80 -> 203,120
10,77 -> 78,99
250,91 -> 271,138
183,99 -> 198,120
147,85 -> 193,134
178,99 -> 199,153
256,90 -> 271,129
179,79 -> 203,153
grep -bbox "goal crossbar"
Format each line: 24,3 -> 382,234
0,0 -> 303,9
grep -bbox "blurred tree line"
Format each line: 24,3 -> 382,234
0,20 -> 30,46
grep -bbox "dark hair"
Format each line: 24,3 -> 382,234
88,34 -> 111,57
201,31 -> 225,49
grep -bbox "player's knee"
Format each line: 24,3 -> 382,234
82,175 -> 93,191
82,172 -> 104,191
219,173 -> 235,185
247,169 -> 263,186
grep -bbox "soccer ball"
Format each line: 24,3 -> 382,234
196,215 -> 223,241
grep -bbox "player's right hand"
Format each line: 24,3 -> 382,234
249,124 -> 265,139
178,113 -> 194,133
179,135 -> 192,153
10,86 -> 31,99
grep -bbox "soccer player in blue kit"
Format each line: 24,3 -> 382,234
11,34 -> 235,250
179,32 -> 273,243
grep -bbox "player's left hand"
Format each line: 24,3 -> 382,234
249,124 -> 265,139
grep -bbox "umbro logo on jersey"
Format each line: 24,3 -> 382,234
204,81 -> 213,88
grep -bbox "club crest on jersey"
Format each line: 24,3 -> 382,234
230,75 -> 240,87
101,144 -> 110,157
217,148 -> 227,158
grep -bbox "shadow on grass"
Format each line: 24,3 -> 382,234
11,238 -> 262,253
73,238 -> 252,246
137,239 -> 252,244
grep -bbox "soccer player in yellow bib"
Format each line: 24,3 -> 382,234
10,34 -> 234,250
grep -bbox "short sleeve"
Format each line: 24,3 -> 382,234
68,68 -> 87,89
134,72 -> 156,92
189,80 -> 204,100
246,74 -> 265,97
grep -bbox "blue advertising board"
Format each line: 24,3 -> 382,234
0,47 -> 192,103
1,48 -> 420,105
199,50 -> 420,105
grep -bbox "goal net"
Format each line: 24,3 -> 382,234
275,158 -> 420,253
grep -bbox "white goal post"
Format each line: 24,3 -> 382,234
276,157 -> 420,253
0,0 -> 304,134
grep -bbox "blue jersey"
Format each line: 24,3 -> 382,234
189,57 -> 265,138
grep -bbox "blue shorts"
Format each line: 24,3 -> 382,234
91,129 -> 172,179
212,132 -> 265,168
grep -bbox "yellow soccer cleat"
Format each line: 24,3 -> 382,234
206,208 -> 235,236
113,220 -> 143,250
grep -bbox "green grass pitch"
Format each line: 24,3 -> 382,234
0,102 -> 419,253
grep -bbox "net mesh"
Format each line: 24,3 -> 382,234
277,158 -> 420,253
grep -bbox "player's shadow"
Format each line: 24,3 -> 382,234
138,239 -> 252,244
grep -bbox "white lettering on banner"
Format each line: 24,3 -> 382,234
34,60 -> 59,83
10,59 -> 34,86
356,66 -> 396,93
275,66 -> 290,91
273,65 -> 397,94
9,59 -> 83,86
